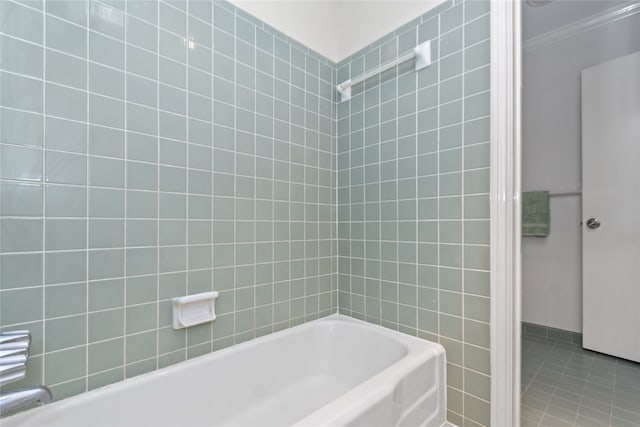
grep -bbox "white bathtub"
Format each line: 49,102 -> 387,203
4,315 -> 449,427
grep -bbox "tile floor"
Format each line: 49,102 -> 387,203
521,329 -> 640,427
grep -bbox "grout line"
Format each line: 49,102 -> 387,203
84,0 -> 90,393
209,0 -> 216,353
435,8 -> 442,376
252,15 -> 258,338
394,49 -> 403,328
121,0 -> 131,376
41,2 -> 48,388
231,6 -> 238,344
460,0 -> 466,408
155,0 -> 162,370
184,0 -> 191,356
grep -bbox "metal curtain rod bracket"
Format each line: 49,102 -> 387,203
337,41 -> 432,102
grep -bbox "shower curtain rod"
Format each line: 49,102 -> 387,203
549,191 -> 581,197
337,40 -> 431,103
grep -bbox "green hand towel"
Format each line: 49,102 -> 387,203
522,191 -> 550,237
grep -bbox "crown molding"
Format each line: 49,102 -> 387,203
524,1 -> 640,51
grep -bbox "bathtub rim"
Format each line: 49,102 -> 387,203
3,313 -> 446,426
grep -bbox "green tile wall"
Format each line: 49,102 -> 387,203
1,0 -> 491,424
335,1 -> 491,426
0,0 -> 337,400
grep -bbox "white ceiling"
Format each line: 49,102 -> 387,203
523,0 -> 631,41
229,0 -> 447,62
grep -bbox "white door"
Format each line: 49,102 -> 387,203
581,51 -> 640,363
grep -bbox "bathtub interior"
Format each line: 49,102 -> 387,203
206,321 -> 410,426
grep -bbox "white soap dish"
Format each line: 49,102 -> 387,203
172,291 -> 219,330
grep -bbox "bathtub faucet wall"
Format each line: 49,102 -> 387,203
0,331 -> 53,417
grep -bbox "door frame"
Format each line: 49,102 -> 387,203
489,0 -> 522,425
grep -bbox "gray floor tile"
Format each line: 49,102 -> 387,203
611,417 -> 640,427
521,334 -> 640,427
612,407 -> 640,424
578,406 -> 611,425
581,395 -> 614,414
541,413 -> 574,426
546,405 -> 578,424
576,415 -> 608,427
522,406 -> 545,426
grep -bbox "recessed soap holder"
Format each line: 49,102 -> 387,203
172,291 -> 219,330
